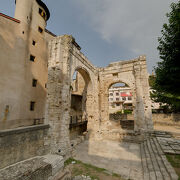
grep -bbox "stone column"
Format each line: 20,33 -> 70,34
140,57 -> 153,130
133,56 -> 153,131
46,35 -> 73,156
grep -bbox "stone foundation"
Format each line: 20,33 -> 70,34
0,154 -> 67,180
152,113 -> 180,126
0,124 -> 49,169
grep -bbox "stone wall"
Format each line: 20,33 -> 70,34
152,113 -> 180,126
109,113 -> 134,121
0,125 -> 49,169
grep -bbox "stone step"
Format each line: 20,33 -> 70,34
140,137 -> 178,180
150,138 -> 169,180
0,155 -> 65,180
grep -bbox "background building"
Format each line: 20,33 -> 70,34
109,86 -> 133,113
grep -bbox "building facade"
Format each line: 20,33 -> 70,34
109,86 -> 133,113
0,0 -> 55,130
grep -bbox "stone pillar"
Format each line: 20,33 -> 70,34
133,56 -> 153,131
46,35 -> 73,156
140,57 -> 153,130
86,76 -> 100,140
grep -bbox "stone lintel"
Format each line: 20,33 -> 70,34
107,55 -> 146,68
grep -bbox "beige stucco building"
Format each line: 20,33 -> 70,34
109,86 -> 133,113
0,0 -> 56,130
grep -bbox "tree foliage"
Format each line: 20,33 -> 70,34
155,2 -> 180,96
151,2 -> 180,112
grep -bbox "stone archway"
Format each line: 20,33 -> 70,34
107,81 -> 135,130
70,67 -> 93,139
46,35 -> 153,154
47,35 -> 99,155
98,56 -> 153,133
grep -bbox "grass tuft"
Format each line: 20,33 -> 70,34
64,157 -> 124,180
166,154 -> 180,179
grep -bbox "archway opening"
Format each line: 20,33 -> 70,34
69,68 -> 92,140
108,82 -> 134,130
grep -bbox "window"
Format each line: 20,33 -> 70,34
109,93 -> 113,96
30,55 -> 35,62
30,101 -> 35,111
32,40 -> 36,46
38,26 -> 43,33
113,73 -> 118,77
45,83 -> 47,88
39,8 -> 46,20
128,97 -> 132,100
32,79 -> 37,87
116,93 -> 119,96
116,103 -> 120,106
116,98 -> 119,101
122,97 -> 126,101
110,98 -> 113,101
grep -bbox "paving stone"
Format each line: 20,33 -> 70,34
164,150 -> 176,154
140,136 -> 179,180
149,171 -> 156,180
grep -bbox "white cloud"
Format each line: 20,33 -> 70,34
73,0 -> 177,71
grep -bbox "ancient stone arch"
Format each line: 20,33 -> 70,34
47,35 -> 99,154
98,57 -> 153,133
71,67 -> 93,125
46,35 -> 153,154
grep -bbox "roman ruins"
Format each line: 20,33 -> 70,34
0,0 -> 179,179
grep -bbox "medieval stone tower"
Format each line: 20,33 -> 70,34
14,0 -> 49,31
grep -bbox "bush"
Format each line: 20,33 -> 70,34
115,109 -> 132,114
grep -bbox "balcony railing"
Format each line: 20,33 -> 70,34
69,115 -> 88,129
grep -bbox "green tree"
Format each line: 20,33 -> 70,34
155,2 -> 180,96
151,2 -> 180,112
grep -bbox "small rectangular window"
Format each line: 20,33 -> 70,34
30,101 -> 35,111
39,8 -> 46,19
45,83 -> 47,88
30,55 -> 35,62
38,26 -> 43,33
39,8 -> 43,15
32,40 -> 36,46
122,97 -> 126,101
113,73 -> 118,77
32,79 -> 37,87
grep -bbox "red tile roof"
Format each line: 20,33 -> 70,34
0,13 -> 20,23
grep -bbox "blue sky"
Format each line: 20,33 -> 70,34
0,0 -> 177,72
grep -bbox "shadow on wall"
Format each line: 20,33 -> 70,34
0,22 -> 47,130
